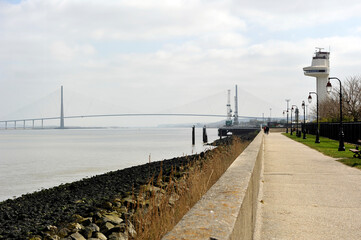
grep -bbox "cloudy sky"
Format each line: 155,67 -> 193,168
1,0 -> 361,126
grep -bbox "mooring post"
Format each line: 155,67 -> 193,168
203,125 -> 208,143
192,125 -> 195,145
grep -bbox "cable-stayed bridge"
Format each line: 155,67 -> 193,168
0,86 -> 272,129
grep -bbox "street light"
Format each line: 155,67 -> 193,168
283,110 -> 286,128
302,100 -> 307,139
327,77 -> 345,151
291,105 -> 297,135
308,92 -> 320,143
285,99 -> 290,133
295,107 -> 300,137
269,108 -> 272,122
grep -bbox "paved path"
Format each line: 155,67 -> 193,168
256,132 -> 361,240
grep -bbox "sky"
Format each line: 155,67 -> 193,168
1,0 -> 361,127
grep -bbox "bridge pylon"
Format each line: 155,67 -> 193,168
60,86 -> 64,129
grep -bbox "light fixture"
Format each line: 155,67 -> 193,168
326,81 -> 332,94
302,100 -> 305,110
308,95 -> 312,104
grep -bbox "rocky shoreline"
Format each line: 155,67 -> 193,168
0,132 -> 257,239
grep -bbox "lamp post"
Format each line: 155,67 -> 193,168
327,77 -> 345,151
295,107 -> 300,137
302,101 -> 307,139
308,92 -> 320,143
291,105 -> 297,135
283,110 -> 286,129
269,108 -> 272,123
285,99 -> 290,133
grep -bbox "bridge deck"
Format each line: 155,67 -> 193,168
255,132 -> 361,239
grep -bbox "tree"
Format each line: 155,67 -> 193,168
313,76 -> 361,122
342,76 -> 361,121
319,95 -> 339,122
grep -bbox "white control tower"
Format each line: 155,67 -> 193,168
303,48 -> 330,103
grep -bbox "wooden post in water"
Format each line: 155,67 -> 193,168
203,125 -> 208,143
192,125 -> 195,145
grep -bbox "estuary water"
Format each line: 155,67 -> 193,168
0,128 -> 218,202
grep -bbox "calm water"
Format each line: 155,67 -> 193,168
0,128 -> 218,202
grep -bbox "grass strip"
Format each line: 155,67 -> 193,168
282,132 -> 361,170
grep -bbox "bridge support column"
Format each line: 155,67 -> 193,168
14,121 -> 16,129
23,120 -> 26,129
32,120 -> 35,129
60,86 -> 64,129
41,119 -> 44,129
192,125 -> 195,145
5,121 -> 7,130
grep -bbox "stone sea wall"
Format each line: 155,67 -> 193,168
163,131 -> 264,240
0,132 -> 257,240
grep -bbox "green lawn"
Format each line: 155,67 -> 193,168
283,132 -> 361,170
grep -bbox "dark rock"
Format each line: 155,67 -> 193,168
29,236 -> 42,240
118,206 -> 128,215
69,232 -> 86,240
58,228 -> 71,238
106,225 -> 123,235
101,222 -> 114,232
87,223 -> 100,232
68,222 -> 84,233
102,214 -> 123,225
80,217 -> 92,226
103,201 -> 113,210
94,211 -> 103,220
108,232 -> 128,240
81,226 -> 94,238
93,232 -> 107,240
114,223 -> 126,232
44,234 -> 60,240
126,221 -> 136,239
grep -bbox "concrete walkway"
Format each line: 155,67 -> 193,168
256,132 -> 361,240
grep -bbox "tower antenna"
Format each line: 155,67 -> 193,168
226,90 -> 232,126
234,85 -> 239,125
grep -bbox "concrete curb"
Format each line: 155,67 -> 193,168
162,132 -> 264,240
